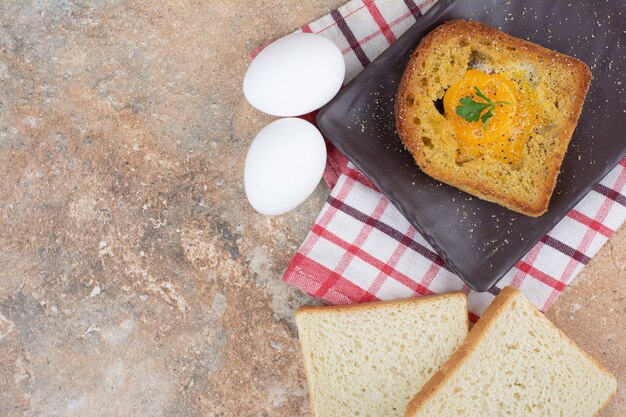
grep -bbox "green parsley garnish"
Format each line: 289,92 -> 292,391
455,86 -> 512,130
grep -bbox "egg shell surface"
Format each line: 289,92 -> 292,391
243,33 -> 345,117
244,118 -> 327,215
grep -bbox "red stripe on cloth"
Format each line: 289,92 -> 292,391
344,164 -> 377,190
285,253 -> 371,303
468,311 -> 480,324
388,269 -> 434,297
322,157 -> 341,189
248,41 -> 270,60
313,196 -> 389,298
339,8 -> 420,55
365,2 -> 397,45
299,175 -> 358,259
332,273 -> 380,303
361,227 -> 417,301
516,261 -> 566,292
326,196 -> 451,271
510,242 -> 543,288
331,9 -> 371,67
301,23 -> 313,33
309,223 -> 433,297
284,252 -> 325,296
419,261 -> 443,288
325,285 -> 364,304
566,210 -> 615,237
557,226 -> 597,290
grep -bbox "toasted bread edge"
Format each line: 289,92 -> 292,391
395,20 -> 592,217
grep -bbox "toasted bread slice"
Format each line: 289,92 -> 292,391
404,287 -> 617,417
396,20 -> 592,216
295,293 -> 468,417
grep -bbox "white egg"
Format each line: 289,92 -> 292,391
244,33 -> 345,117
245,118 -> 326,215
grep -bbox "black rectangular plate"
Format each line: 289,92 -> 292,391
316,0 -> 626,292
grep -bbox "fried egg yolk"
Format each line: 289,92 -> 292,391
443,69 -> 539,166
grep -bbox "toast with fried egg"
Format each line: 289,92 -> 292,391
396,20 -> 592,216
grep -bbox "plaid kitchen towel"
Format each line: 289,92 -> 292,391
252,0 -> 626,319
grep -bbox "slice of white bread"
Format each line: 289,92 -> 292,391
405,286 -> 617,417
295,293 -> 468,417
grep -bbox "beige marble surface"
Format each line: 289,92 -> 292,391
0,1 -> 623,416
